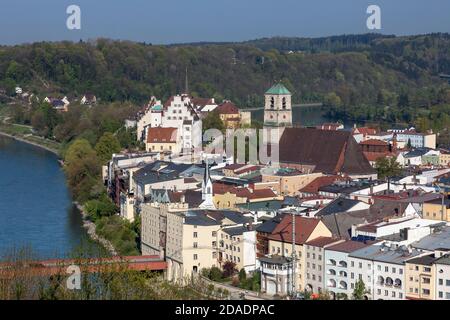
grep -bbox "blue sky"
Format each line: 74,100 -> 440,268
0,0 -> 449,45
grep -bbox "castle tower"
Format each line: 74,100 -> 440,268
263,83 -> 292,128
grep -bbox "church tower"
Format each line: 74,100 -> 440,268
263,83 -> 292,128
200,159 -> 215,209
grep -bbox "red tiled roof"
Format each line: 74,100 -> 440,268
147,127 -> 177,143
352,127 -> 377,135
268,215 -> 322,245
326,239 -> 375,253
299,175 -> 347,193
305,236 -> 340,248
363,151 -> 393,162
360,139 -> 389,146
216,101 -> 240,114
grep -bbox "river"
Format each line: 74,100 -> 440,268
0,135 -> 98,260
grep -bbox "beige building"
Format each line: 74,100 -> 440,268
304,237 -> 343,294
141,205 -> 221,282
423,198 -> 450,222
141,205 -> 256,282
145,127 -> 179,153
440,151 -> 450,167
218,225 -> 257,272
265,216 -> 332,292
405,254 -> 437,300
261,167 -> 322,196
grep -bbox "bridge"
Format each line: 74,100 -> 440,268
0,255 -> 167,278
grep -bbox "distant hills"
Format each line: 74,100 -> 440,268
0,33 -> 449,111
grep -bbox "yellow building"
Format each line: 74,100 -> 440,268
266,216 -> 332,292
215,101 -> 250,129
423,198 -> 450,222
213,184 -> 282,210
261,167 -> 323,196
440,151 -> 450,167
405,254 -> 437,300
145,127 -> 179,153
166,210 -> 221,282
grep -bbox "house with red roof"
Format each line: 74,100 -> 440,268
215,100 -> 251,128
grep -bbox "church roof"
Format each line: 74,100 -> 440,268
265,83 -> 291,95
278,128 -> 376,176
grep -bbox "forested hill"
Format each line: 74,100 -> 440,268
1,33 -> 450,109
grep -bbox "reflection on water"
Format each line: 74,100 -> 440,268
0,135 -> 102,259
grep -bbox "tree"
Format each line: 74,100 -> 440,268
222,261 -> 237,278
375,156 -> 402,180
352,279 -> 369,300
95,132 -> 121,164
64,139 -> 101,202
238,268 -> 247,282
202,111 -> 224,133
324,92 -> 342,107
84,196 -> 117,219
209,267 -> 223,282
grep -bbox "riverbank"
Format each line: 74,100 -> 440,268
0,127 -> 117,256
0,128 -> 60,156
74,202 -> 118,256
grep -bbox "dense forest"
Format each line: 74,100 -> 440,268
0,33 -> 449,107
0,33 -> 450,143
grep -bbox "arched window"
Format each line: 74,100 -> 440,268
270,97 -> 275,109
378,276 -> 384,285
338,281 -> 347,290
339,271 -> 347,277
282,97 -> 287,109
339,261 -> 347,268
327,259 -> 336,266
327,279 -> 336,288
385,277 -> 393,286
328,269 -> 336,276
394,279 -> 402,288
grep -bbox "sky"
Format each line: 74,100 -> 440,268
0,0 -> 449,45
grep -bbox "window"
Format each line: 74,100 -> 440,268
282,97 -> 287,109
424,267 -> 431,273
212,231 -> 217,237
377,265 -> 381,271
359,262 -> 362,269
399,293 -> 403,299
351,261 -> 354,267
384,290 -> 388,296
439,279 -> 443,285
439,291 -> 443,298
193,254 -> 198,260
193,242 -> 198,248
399,269 -> 403,275
193,232 -> 198,238
270,97 -> 275,109
392,291 -> 396,298
422,277 -> 431,284
392,267 -> 396,274
446,280 -> 450,286
422,289 -> 430,295
446,292 -> 450,299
